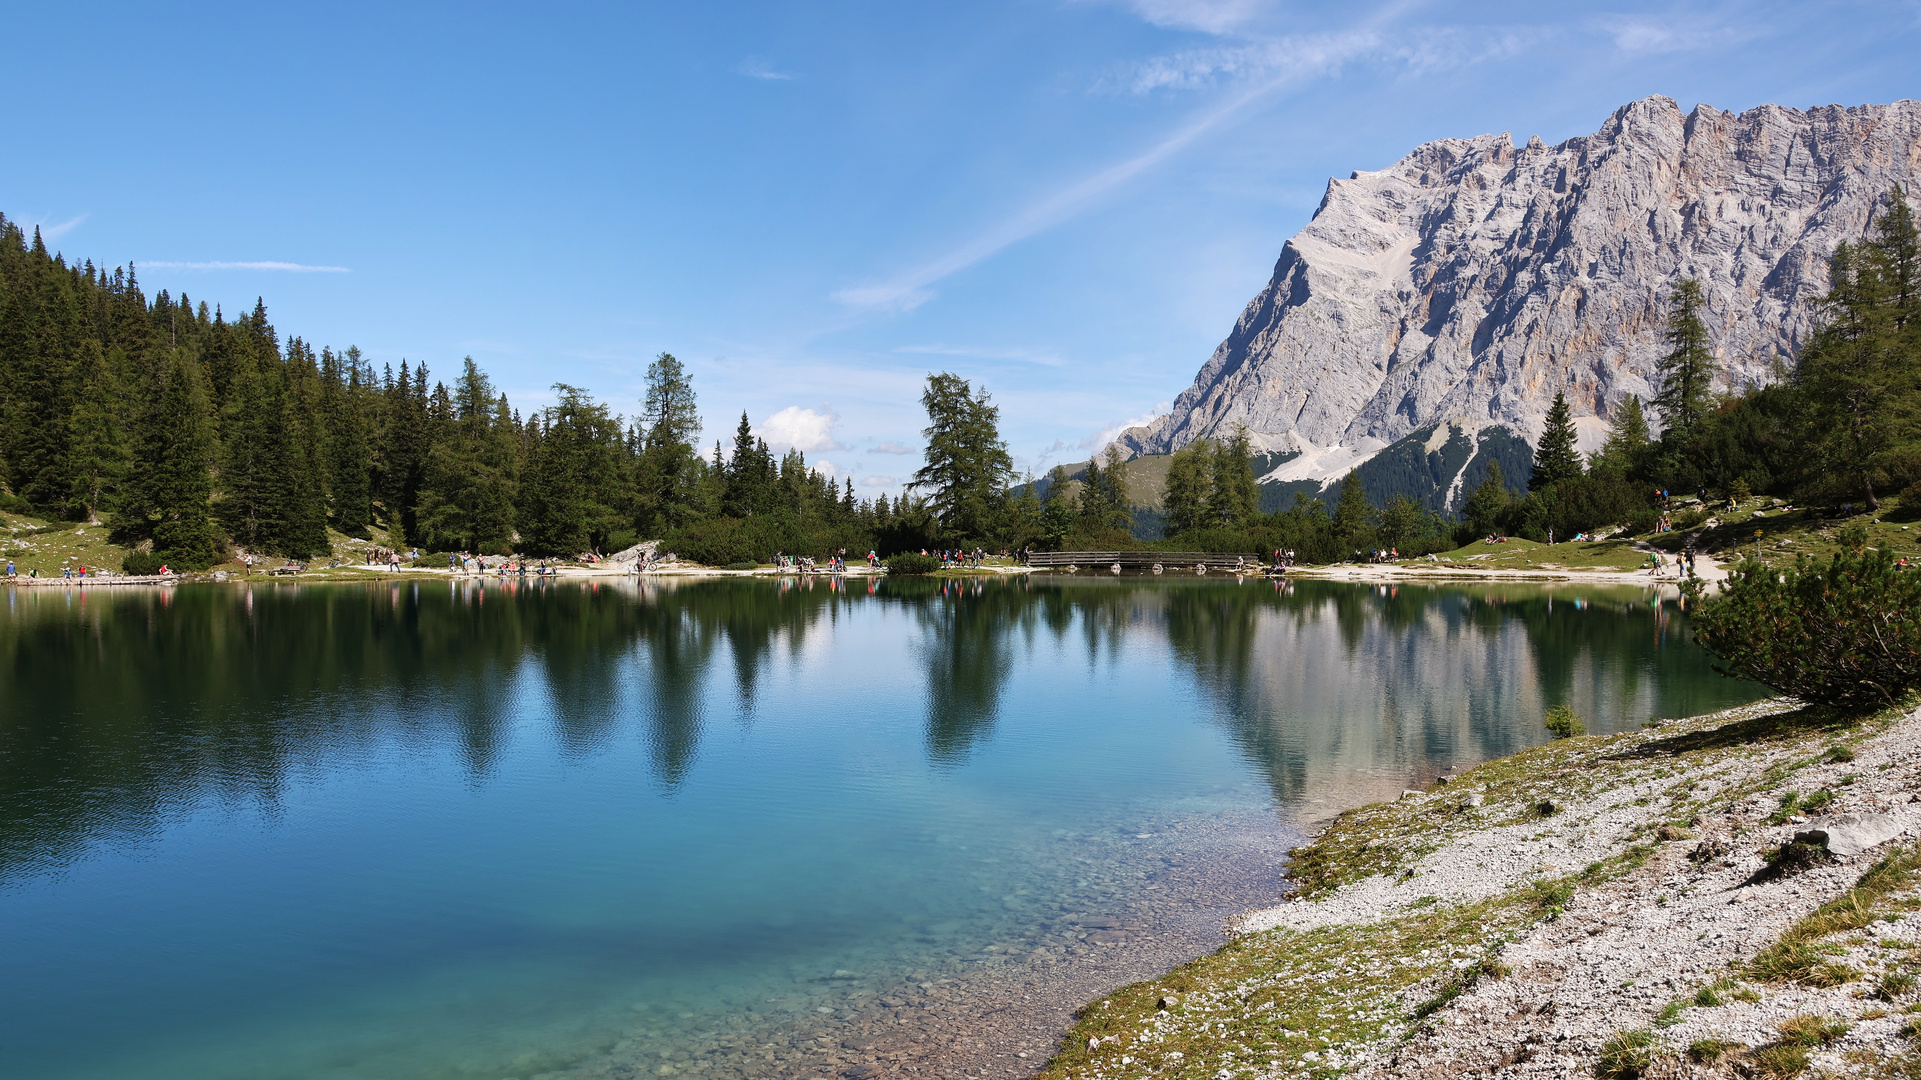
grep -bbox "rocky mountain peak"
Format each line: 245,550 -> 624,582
1116,95 -> 1921,476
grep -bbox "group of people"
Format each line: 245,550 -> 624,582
1643,548 -> 1701,578
933,547 -> 991,569
771,549 -> 856,573
362,546 -> 413,570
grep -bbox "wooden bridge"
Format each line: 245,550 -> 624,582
1022,551 -> 1270,572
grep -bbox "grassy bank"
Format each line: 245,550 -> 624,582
1037,699 -> 1921,1079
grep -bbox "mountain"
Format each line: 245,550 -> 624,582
1116,95 -> 1921,498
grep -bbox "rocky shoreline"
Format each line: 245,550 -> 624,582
1042,699 -> 1921,1080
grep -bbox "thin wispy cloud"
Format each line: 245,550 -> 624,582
29,213 -> 89,240
833,6 -> 1404,313
1088,0 -> 1273,35
1588,14 -> 1761,56
734,57 -> 795,80
871,441 -> 914,455
895,343 -> 1068,367
143,260 -> 351,273
860,475 -> 897,488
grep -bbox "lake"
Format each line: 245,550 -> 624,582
0,575 -> 1761,1080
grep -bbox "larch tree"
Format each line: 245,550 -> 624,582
1209,426 -> 1260,526
1161,439 -> 1213,536
1796,187 -> 1920,510
909,372 -> 1013,541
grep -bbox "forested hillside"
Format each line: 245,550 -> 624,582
0,216 -> 914,567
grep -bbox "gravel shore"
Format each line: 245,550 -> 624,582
1042,699 -> 1921,1080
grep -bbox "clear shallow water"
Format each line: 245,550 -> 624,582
0,575 -> 1759,1079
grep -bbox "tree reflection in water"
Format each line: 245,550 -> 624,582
0,575 -> 1750,881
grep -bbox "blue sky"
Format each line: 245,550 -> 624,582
6,1 -> 1916,495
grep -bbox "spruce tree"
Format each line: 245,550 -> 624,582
1597,395 -> 1650,471
63,340 -> 128,522
1653,278 -> 1718,441
1530,391 -> 1583,490
1332,471 -> 1374,553
146,351 -> 219,567
1462,459 -> 1510,539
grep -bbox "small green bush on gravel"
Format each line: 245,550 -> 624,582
1544,704 -> 1586,738
1692,547 -> 1921,708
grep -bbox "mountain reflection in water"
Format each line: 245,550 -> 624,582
3,575 -> 1736,886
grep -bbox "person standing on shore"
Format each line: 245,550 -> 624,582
5,560 -> 13,578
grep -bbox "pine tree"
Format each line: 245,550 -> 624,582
1162,439 -> 1213,536
1653,278 -> 1718,441
1530,391 -> 1583,490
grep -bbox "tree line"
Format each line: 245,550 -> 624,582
1,186 -> 1913,568
0,216 -> 928,568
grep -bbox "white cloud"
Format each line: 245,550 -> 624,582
871,441 -> 914,455
1082,402 -> 1171,455
861,475 -> 896,488
143,260 -> 351,273
734,57 -> 795,80
755,405 -> 844,454
813,459 -> 841,478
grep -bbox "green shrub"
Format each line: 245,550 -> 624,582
1544,704 -> 1586,738
723,561 -> 759,571
884,553 -> 940,576
121,551 -> 164,576
1693,546 -> 1921,708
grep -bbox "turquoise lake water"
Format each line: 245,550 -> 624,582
0,575 -> 1761,1079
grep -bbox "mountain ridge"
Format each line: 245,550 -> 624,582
1115,95 -> 1921,476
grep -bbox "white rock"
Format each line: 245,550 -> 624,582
1797,813 -> 1908,857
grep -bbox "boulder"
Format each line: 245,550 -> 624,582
1795,813 -> 1908,857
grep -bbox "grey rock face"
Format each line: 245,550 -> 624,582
1118,96 -> 1921,459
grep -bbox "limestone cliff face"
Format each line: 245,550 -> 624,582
1117,96 -> 1921,465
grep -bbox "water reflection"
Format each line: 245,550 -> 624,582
0,575 -> 1747,884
